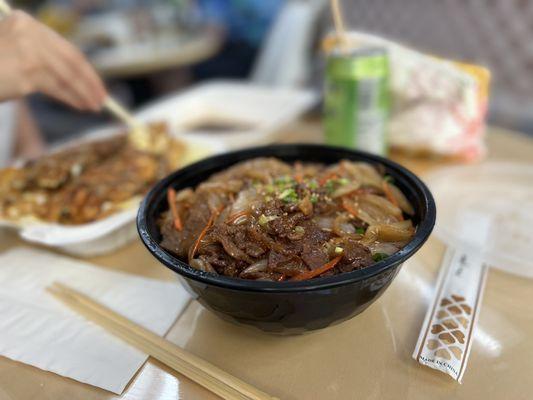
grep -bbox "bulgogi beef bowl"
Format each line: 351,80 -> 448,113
138,145 -> 435,334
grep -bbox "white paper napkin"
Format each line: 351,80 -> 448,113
0,247 -> 191,394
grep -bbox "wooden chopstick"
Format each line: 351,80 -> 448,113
0,0 -> 12,15
0,1 -> 148,140
103,96 -> 149,137
47,282 -> 277,400
330,0 -> 345,40
329,0 -> 350,53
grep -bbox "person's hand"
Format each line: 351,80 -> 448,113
0,11 -> 107,111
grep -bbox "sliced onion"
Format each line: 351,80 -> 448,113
361,194 -> 402,219
341,161 -> 382,188
240,259 -> 268,277
245,169 -> 272,183
190,258 -> 217,273
356,163 -> 384,188
387,183 -> 415,215
197,182 -> 226,192
390,220 -> 413,229
355,207 -> 379,226
231,214 -> 249,225
314,216 -> 335,230
331,181 -> 361,198
175,188 -> 194,202
368,242 -> 399,256
367,224 -> 415,242
333,214 -> 356,236
361,227 -> 379,246
207,193 -> 224,214
197,180 -> 243,193
229,188 -> 257,217
355,194 -> 402,225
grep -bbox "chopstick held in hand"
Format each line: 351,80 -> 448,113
0,0 -> 107,111
0,0 -> 148,137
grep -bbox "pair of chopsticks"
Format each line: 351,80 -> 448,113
47,283 -> 276,400
0,0 -> 148,140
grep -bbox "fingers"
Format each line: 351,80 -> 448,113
33,69 -> 86,110
40,45 -> 98,111
46,29 -> 108,111
27,22 -> 106,111
1,11 -> 108,111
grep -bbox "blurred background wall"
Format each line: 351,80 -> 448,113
329,0 -> 533,135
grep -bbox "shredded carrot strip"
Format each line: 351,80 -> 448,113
319,172 -> 338,186
189,206 -> 224,261
167,188 -> 182,231
342,197 -> 359,217
292,256 -> 342,281
294,162 -> 304,184
226,210 -> 250,224
382,181 -> 399,207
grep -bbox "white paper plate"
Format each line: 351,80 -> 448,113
0,127 -> 227,257
425,162 -> 533,278
136,80 -> 318,149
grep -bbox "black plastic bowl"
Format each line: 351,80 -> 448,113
137,144 -> 436,334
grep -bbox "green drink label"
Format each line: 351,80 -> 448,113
324,48 -> 390,155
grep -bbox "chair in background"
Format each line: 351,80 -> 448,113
251,0 -> 328,88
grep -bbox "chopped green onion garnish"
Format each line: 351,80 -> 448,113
338,178 -> 349,186
310,194 -> 319,204
372,253 -> 389,262
334,246 -> 344,254
308,180 -> 318,190
274,175 -> 294,186
278,188 -> 298,203
258,214 -> 278,226
294,226 -> 305,234
355,227 -> 366,235
324,180 -> 336,193
258,214 -> 268,226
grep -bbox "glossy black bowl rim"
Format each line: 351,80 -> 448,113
137,144 -> 436,293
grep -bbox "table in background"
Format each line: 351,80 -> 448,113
0,123 -> 532,400
91,31 -> 222,79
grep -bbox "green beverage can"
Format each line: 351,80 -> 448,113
324,47 -> 390,155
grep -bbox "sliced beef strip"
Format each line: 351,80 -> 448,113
201,243 -> 246,277
336,238 -> 373,273
267,251 -> 306,277
298,221 -> 331,269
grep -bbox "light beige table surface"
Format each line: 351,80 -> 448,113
0,123 -> 532,400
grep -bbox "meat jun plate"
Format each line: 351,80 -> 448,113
159,158 -> 416,282
0,123 -> 185,226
